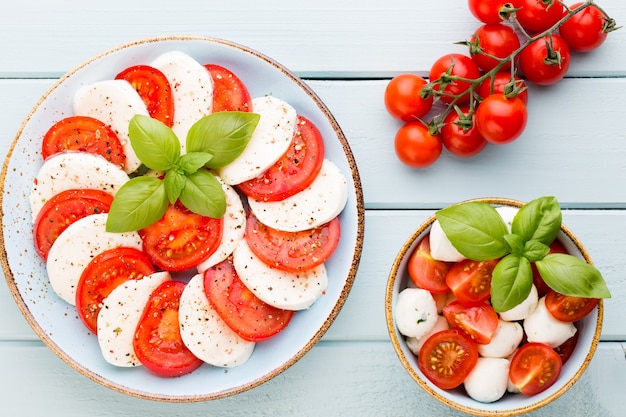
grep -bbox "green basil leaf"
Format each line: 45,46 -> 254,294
511,196 -> 561,246
178,152 -> 214,175
129,114 -> 180,171
164,170 -> 186,204
178,169 -> 226,218
436,201 -> 510,261
105,176 -> 168,233
186,112 -> 260,168
535,253 -> 611,298
524,240 -> 550,262
491,255 -> 533,312
503,233 -> 524,257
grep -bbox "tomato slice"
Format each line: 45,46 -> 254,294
115,64 -> 174,127
407,235 -> 451,294
445,258 -> 499,307
75,247 -> 155,333
203,258 -> 294,341
544,290 -> 599,322
532,240 -> 567,297
33,188 -> 114,260
204,64 -> 252,113
509,342 -> 563,396
244,210 -> 340,272
554,332 -> 579,365
133,280 -> 203,377
41,116 -> 126,168
236,115 -> 325,202
417,329 -> 479,390
443,301 -> 499,345
139,202 -> 224,271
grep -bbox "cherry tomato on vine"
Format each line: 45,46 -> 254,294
477,71 -> 529,104
429,53 -> 481,105
475,93 -> 528,145
469,23 -> 521,71
518,33 -> 571,85
440,106 -> 488,158
384,74 -> 434,122
394,122 -> 442,168
512,0 -> 565,34
559,3 -> 610,52
468,0 -> 512,25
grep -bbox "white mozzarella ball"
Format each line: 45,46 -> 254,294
499,284 -> 539,322
478,320 -> 523,358
405,315 -> 449,355
429,220 -> 466,262
395,288 -> 438,339
464,357 -> 510,403
495,206 -> 519,232
524,297 -> 577,348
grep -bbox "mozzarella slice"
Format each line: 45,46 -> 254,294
247,159 -> 348,232
97,271 -> 171,367
72,79 -> 148,173
405,315 -> 449,355
29,152 -> 129,220
394,288 -> 438,339
216,95 -> 297,185
499,284 -> 539,321
232,239 -> 328,310
429,220 -> 466,262
151,50 -> 214,152
46,213 -> 143,305
179,274 -> 255,367
464,358 -> 510,403
478,319 -> 524,358
523,296 -> 577,348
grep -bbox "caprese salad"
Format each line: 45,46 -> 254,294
29,50 -> 348,378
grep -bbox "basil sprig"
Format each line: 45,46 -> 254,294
106,112 -> 260,233
436,196 -> 611,312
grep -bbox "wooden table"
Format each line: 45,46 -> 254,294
1,1 -> 625,415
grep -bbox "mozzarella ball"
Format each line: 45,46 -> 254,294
406,315 -> 450,355
429,221 -> 466,262
524,297 -> 577,348
499,284 -> 539,322
478,320 -> 524,358
395,288 -> 438,339
495,206 -> 519,232
464,357 -> 510,403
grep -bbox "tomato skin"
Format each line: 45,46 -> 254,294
509,342 -> 563,396
554,332 -> 579,364
429,54 -> 481,104
468,0 -> 511,24
532,240 -> 567,297
512,0 -> 565,34
443,301 -> 499,344
418,329 -> 479,390
559,3 -> 609,52
470,23 -> 521,71
204,64 -> 252,112
408,235 -> 452,294
477,71 -> 529,104
440,106 -> 488,158
544,290 -> 599,322
475,93 -> 528,145
394,122 -> 442,168
384,74 -> 434,122
445,258 -> 499,307
518,34 -> 571,85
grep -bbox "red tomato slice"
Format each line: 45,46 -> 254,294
203,258 -> 294,341
445,258 -> 499,307
443,301 -> 499,345
204,64 -> 252,113
244,210 -> 340,272
41,116 -> 126,168
407,235 -> 452,294
417,329 -> 479,390
236,115 -> 325,202
133,280 -> 203,378
139,202 -> 224,271
554,332 -> 579,365
544,290 -> 599,322
33,188 -> 114,260
75,247 -> 155,333
509,342 -> 563,396
115,64 -> 174,127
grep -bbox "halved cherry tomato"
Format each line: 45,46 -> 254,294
518,33 -> 571,85
75,247 -> 155,333
469,23 -> 520,72
133,280 -> 203,378
384,73 -> 434,122
559,3 -> 609,52
33,188 -> 114,260
41,116 -> 126,168
140,202 -> 223,271
417,329 -> 479,390
443,301 -> 499,344
445,258 -> 499,307
532,240 -> 567,296
205,64 -> 252,112
407,235 -> 452,294
509,342 -> 563,395
477,71 -> 529,104
429,53 -> 481,104
554,332 -> 579,365
544,290 -> 599,322
440,106 -> 488,158
237,115 -> 324,202
115,65 -> 174,127
203,258 -> 294,341
244,211 -> 340,272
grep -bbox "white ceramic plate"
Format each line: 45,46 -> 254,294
0,35 -> 364,401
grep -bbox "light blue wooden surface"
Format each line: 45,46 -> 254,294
1,1 -> 625,416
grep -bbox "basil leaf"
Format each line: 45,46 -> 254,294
186,112 -> 260,168
179,152 -> 214,175
129,115 -> 180,171
491,255 -> 533,312
164,170 -> 186,204
524,240 -> 550,262
503,233 -> 524,257
436,201 -> 510,261
178,169 -> 226,218
511,196 -> 561,246
105,176 -> 168,233
535,253 -> 611,298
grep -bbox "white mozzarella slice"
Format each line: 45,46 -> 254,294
429,220 -> 466,262
464,358 -> 510,403
394,288 -> 438,339
46,213 -> 142,305
179,274 -> 255,367
150,50 -> 213,152
405,315 -> 449,355
97,271 -> 171,367
232,239 -> 328,310
29,152 -> 129,220
72,79 -> 148,173
216,95 -> 297,185
247,159 -> 348,232
523,296 -> 577,348
478,319 -> 524,358
499,284 -> 539,321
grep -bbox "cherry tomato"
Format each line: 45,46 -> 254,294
513,0 -> 565,33
203,258 -> 294,341
554,332 -> 579,364
407,235 -> 452,294
75,247 -> 155,333
41,116 -> 126,169
115,65 -> 174,127
429,53 -> 481,104
205,64 -> 252,112
532,240 -> 567,297
518,33 -> 571,85
417,329 -> 479,390
544,290 -> 599,322
477,71 -> 529,104
440,106 -> 488,158
559,3 -> 609,52
470,23 -> 521,71
384,73 -> 434,122
237,115 -> 324,202
394,122 -> 442,168
475,93 -> 528,144
443,301 -> 499,344
509,342 -> 563,395
468,0 -> 512,24
133,280 -> 203,378
445,258 -> 499,307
